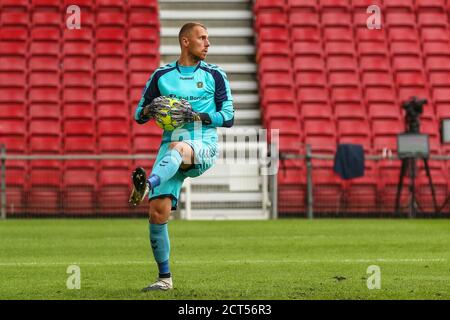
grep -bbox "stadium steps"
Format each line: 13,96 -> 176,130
158,0 -> 266,220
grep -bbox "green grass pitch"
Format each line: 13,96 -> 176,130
0,218 -> 449,300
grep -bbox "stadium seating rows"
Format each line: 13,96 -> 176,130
0,0 -> 160,215
254,0 -> 450,215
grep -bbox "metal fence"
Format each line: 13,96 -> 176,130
0,142 -> 276,219
2,143 -> 449,219
0,152 -> 155,218
279,146 -> 450,218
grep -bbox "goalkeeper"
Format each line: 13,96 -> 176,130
129,22 -> 234,291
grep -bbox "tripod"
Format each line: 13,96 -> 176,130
395,157 -> 438,218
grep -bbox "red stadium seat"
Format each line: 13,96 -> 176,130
295,71 -> 326,88
322,12 -> 351,27
257,27 -> 289,44
96,0 -> 126,10
325,42 -> 356,56
0,72 -> 26,87
328,71 -> 359,87
256,12 -> 287,29
1,0 -> 29,9
327,56 -> 358,71
358,42 -> 389,56
64,136 -> 96,154
63,169 -> 97,215
32,11 -> 61,27
264,102 -> 297,122
320,0 -> 351,10
352,0 -> 383,9
420,27 -> 449,42
323,27 -> 353,42
96,12 -> 126,27
98,169 -> 131,214
29,88 -> 60,104
29,103 -> 60,121
415,0 -> 446,10
287,0 -> 317,11
299,103 -> 333,120
304,120 -> 337,150
368,102 -> 401,120
96,71 -> 126,88
335,103 -> 366,121
27,184 -> 61,215
0,27 -> 28,41
128,12 -> 159,27
344,163 -> 379,214
359,56 -> 390,72
338,119 -> 371,152
292,42 -> 323,56
417,12 -> 448,28
312,171 -> 344,214
388,27 -> 419,43
262,87 -> 295,105
372,120 -> 405,153
254,0 -> 285,12
97,103 -> 129,120
128,56 -> 159,72
290,27 -> 320,42
362,72 -> 394,88
128,26 -> 159,43
365,87 -> 396,104
5,167 -> 26,216
297,87 -> 329,103
63,41 -> 93,57
0,11 -> 29,27
63,71 -> 94,88
260,71 -> 293,89
0,41 -> 27,57
63,88 -> 94,103
384,0 -> 414,11
128,0 -> 159,11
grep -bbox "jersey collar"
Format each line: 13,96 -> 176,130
175,60 -> 202,73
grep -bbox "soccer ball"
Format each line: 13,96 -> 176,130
155,98 -> 181,131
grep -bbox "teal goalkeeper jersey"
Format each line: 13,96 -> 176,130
134,60 -> 235,144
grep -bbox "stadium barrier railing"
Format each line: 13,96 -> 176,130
0,142 -> 276,219
279,145 -> 450,218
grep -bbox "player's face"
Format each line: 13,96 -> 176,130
187,26 -> 210,61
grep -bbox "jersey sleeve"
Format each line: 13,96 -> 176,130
134,71 -> 161,124
203,68 -> 235,128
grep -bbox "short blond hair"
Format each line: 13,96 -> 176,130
178,22 -> 207,46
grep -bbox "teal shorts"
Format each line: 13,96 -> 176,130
148,139 -> 218,210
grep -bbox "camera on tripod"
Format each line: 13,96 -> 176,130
396,97 -> 437,217
402,96 -> 427,134
397,96 -> 429,160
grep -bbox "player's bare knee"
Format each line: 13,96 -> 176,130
149,211 -> 168,224
149,198 -> 171,224
169,142 -> 193,165
169,142 -> 182,152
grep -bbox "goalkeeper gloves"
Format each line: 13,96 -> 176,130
141,96 -> 212,125
171,99 -> 213,125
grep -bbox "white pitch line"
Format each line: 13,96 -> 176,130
0,258 -> 446,267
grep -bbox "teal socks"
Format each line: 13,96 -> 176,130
149,223 -> 171,277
